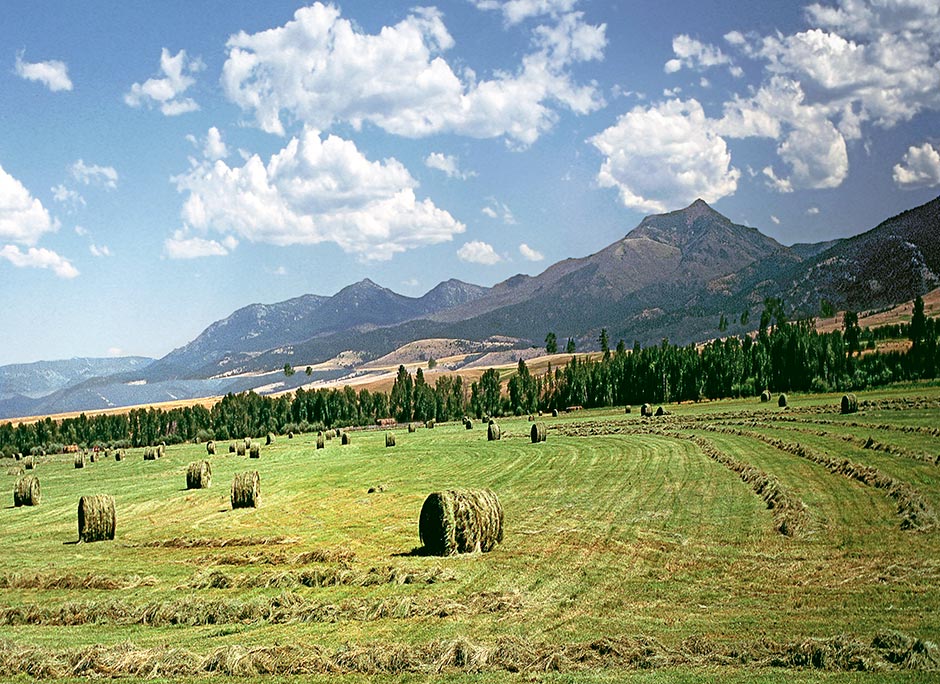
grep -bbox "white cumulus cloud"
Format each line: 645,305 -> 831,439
591,98 -> 740,213
125,48 -> 202,116
482,199 -> 516,224
425,152 -> 475,179
519,243 -> 544,261
170,127 -> 464,261
664,34 -> 732,73
0,163 -> 58,245
221,3 -> 605,145
89,244 -> 112,257
457,240 -> 502,264
14,51 -> 73,91
70,159 -> 118,189
471,0 -> 579,25
0,245 -> 78,278
187,127 -> 229,161
893,142 -> 940,188
164,231 -> 235,259
51,184 -> 85,209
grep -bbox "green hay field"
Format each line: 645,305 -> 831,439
2,385 -> 940,682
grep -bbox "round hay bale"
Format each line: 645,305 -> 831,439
236,441 -> 246,457
115,450 -> 125,462
74,453 -> 85,469
341,433 -> 351,446
760,389 -> 771,403
335,428 -> 341,438
325,431 -> 333,441
78,495 -> 115,542
231,471 -> 260,509
143,447 -> 156,461
527,414 -> 534,421
266,432 -> 275,446
625,406 -> 632,414
249,442 -> 261,459
288,431 -> 294,439
655,406 -> 666,416
186,460 -> 212,489
316,434 -> 325,449
385,432 -> 396,448
229,442 -> 236,454
408,423 -> 416,433
641,403 -> 653,417
841,393 -> 858,414
464,419 -> 473,430
426,420 -> 435,429
156,445 -> 165,458
418,489 -> 503,556
89,451 -> 97,463
22,455 -> 35,470
778,393 -> 788,408
244,437 -> 251,450
487,422 -> 501,441
551,409 -> 559,418
206,441 -> 216,456
530,423 -> 547,443
14,452 -> 22,461
13,475 -> 41,507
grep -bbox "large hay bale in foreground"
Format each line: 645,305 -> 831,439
186,460 -> 212,489
206,441 -> 216,456
841,393 -> 858,414
316,434 -> 325,449
641,403 -> 653,417
530,423 -> 547,443
266,432 -> 275,446
78,495 -> 115,542
231,471 -> 260,509
419,489 -> 503,556
760,389 -> 771,403
385,432 -> 396,448
22,455 -> 35,470
14,475 -> 41,507
341,432 -> 351,446
236,441 -> 246,456
487,421 -> 501,441
778,393 -> 788,408
74,453 -> 85,469
249,442 -> 260,459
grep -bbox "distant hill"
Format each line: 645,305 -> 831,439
4,195 -> 938,420
0,356 -> 153,401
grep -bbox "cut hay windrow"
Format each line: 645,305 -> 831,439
77,495 -> 116,543
0,589 -> 524,628
186,460 -> 212,490
0,572 -> 156,590
133,535 -> 295,549
0,629 -> 934,678
684,434 -> 810,537
419,489 -> 504,556
231,471 -> 260,509
13,475 -> 41,507
487,421 -> 501,441
530,423 -> 547,443
249,442 -> 261,459
183,564 -> 453,590
385,432 -> 396,448
206,441 -> 215,456
699,425 -> 937,531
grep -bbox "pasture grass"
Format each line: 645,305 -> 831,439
1,384 -> 938,681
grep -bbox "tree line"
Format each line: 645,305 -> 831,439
2,297 -> 937,456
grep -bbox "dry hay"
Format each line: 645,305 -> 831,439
114,450 -> 125,462
78,494 -> 116,543
530,423 -> 547,443
641,403 -> 653,417
186,460 -> 212,489
236,441 -> 246,456
0,572 -> 156,591
88,450 -> 97,463
464,418 -> 473,430
231,471 -> 260,509
655,406 -> 666,416
135,535 -> 294,549
266,432 -> 275,446
418,489 -> 504,556
143,447 -> 157,461
74,453 -> 85,469
761,389 -> 771,402
185,564 -> 451,591
13,475 -> 41,507
408,423 -> 416,433
288,431 -> 294,439
385,432 -> 396,448
368,485 -> 387,494
552,409 -> 559,417
341,432 -> 351,446
22,455 -> 35,470
778,393 -> 788,408
842,393 -> 859,414
487,421 -> 501,441
243,437 -> 252,451
229,442 -> 236,454
156,444 -> 165,458
316,434 -> 325,449
206,441 -> 215,456
249,442 -> 261,459
426,420 -> 435,429
624,406 -> 632,414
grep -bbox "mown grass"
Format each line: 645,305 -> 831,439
1,385 -> 939,681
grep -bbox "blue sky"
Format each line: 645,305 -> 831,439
1,0 -> 939,366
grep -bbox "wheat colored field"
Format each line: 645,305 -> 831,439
2,386 -> 940,682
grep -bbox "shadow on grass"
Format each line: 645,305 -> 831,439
392,546 -> 436,557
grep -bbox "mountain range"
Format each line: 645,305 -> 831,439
2,195 -> 938,419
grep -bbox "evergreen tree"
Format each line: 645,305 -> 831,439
545,332 -> 558,354
565,337 -> 576,353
